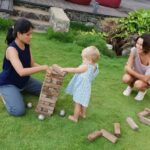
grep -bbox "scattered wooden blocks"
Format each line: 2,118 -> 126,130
138,108 -> 150,126
114,123 -> 121,137
35,64 -> 65,117
87,128 -> 118,143
126,117 -> 139,130
101,129 -> 118,144
87,130 -> 103,141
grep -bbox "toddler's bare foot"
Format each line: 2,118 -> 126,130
82,115 -> 86,119
68,115 -> 78,123
79,112 -> 86,118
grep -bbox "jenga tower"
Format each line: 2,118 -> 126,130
35,64 -> 65,116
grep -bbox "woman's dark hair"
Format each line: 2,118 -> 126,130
135,33 -> 150,53
5,18 -> 34,45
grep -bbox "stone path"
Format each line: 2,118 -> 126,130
12,0 -> 150,17
1,0 -> 150,17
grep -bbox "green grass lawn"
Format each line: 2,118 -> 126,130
0,32 -> 150,150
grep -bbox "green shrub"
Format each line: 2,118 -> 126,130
113,9 -> 150,38
75,30 -> 115,57
47,25 -> 115,57
0,18 -> 13,30
47,28 -> 75,43
70,21 -> 94,32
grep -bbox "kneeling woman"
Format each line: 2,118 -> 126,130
122,33 -> 150,101
0,18 -> 50,116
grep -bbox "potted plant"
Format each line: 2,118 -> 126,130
66,0 -> 92,5
96,0 -> 121,8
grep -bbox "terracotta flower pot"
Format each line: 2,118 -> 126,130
96,0 -> 121,8
66,0 -> 92,5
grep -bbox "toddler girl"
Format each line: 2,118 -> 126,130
61,46 -> 100,122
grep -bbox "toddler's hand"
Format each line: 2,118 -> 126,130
60,68 -> 66,72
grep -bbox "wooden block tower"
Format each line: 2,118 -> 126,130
35,64 -> 65,116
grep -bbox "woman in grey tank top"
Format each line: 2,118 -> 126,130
122,33 -> 150,101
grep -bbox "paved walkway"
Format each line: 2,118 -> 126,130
1,0 -> 150,17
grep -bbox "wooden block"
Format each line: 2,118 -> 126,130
138,110 -> 149,117
126,117 -> 139,130
38,104 -> 54,111
49,83 -> 61,88
52,74 -> 64,80
35,109 -> 52,116
42,98 -> 57,103
87,130 -> 103,141
48,110 -> 53,114
101,129 -> 118,143
42,91 -> 58,97
49,103 -> 55,107
43,83 -> 51,87
139,116 -> 150,126
40,101 -> 50,106
48,87 -> 60,93
52,64 -> 66,76
144,108 -> 150,113
114,123 -> 121,137
44,97 -> 55,102
51,77 -> 63,84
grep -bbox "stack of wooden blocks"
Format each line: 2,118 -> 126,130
35,64 -> 65,116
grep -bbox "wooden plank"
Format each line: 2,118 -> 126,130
139,116 -> 150,126
126,117 -> 139,131
87,130 -> 103,141
114,123 -> 121,137
101,129 -> 118,144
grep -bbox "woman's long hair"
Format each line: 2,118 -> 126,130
5,18 -> 34,45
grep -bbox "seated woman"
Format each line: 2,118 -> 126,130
122,33 -> 150,101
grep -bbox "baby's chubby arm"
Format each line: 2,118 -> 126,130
60,64 -> 88,73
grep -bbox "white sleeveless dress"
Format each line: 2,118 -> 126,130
65,64 -> 99,107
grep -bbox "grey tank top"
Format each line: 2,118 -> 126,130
131,47 -> 150,74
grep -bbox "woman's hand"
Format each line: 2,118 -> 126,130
142,75 -> 150,84
43,65 -> 51,74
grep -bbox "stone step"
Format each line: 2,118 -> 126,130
14,0 -> 49,9
13,6 -> 50,22
11,16 -> 50,32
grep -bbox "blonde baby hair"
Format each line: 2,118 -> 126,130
82,46 -> 100,63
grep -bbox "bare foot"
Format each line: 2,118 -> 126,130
79,112 -> 86,119
68,115 -> 78,123
82,115 -> 86,119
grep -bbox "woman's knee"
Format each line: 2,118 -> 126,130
134,80 -> 147,90
0,85 -> 26,116
7,105 -> 26,116
122,74 -> 132,84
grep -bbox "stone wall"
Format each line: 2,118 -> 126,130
0,12 -> 10,19
65,10 -> 107,30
